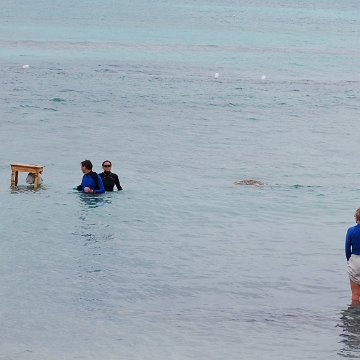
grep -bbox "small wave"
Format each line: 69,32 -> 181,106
18,104 -> 40,109
95,68 -> 117,73
50,97 -> 66,102
291,184 -> 322,189
59,89 -> 82,93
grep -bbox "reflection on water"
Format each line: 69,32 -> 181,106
73,193 -> 111,310
10,185 -> 45,193
77,193 -> 106,208
77,192 -> 116,208
338,304 -> 360,358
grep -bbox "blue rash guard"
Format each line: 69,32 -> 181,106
345,224 -> 360,261
77,172 -> 105,194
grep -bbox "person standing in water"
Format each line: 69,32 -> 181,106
99,160 -> 123,191
345,208 -> 360,303
76,160 -> 105,194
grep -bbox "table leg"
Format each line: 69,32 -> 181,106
34,173 -> 38,190
11,171 -> 15,188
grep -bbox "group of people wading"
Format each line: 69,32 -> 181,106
76,159 -> 123,194
75,159 -> 360,305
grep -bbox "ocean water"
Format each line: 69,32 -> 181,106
0,1 -> 360,359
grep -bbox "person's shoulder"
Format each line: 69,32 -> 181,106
349,225 -> 360,233
111,172 -> 119,178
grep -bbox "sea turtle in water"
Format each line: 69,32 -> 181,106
233,179 -> 265,186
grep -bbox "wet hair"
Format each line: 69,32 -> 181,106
355,208 -> 360,222
81,160 -> 93,170
102,160 -> 112,167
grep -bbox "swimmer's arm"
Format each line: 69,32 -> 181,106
114,175 -> 123,191
345,229 -> 352,261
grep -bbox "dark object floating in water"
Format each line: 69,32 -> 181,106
51,97 -> 66,102
234,179 -> 265,186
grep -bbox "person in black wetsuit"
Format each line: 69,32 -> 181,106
99,160 -> 123,191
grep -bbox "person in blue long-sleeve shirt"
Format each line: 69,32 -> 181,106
345,208 -> 360,303
76,160 -> 105,194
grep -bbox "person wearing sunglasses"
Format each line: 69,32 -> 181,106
99,160 -> 123,192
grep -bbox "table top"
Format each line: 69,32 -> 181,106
11,163 -> 44,170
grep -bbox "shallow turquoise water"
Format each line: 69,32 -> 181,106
0,1 -> 360,359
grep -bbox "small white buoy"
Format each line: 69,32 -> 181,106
261,75 -> 266,80
22,64 -> 30,69
214,72 -> 219,79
